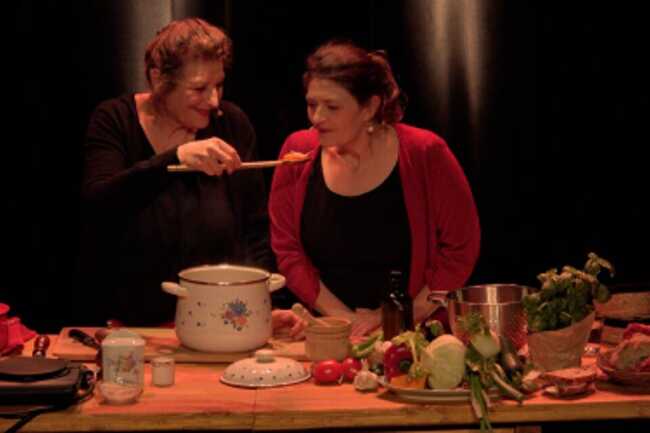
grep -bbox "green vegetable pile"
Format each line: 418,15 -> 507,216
459,313 -> 525,433
350,316 -> 533,433
523,252 -> 614,333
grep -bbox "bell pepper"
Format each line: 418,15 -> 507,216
383,343 -> 413,380
350,332 -> 382,359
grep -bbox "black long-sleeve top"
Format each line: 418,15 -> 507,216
78,94 -> 272,325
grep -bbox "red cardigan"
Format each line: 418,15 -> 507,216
269,123 -> 480,307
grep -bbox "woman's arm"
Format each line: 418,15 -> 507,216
313,281 -> 354,318
315,281 -> 435,336
81,101 -> 178,214
413,284 -> 441,324
269,133 -> 321,306
425,140 -> 481,293
315,282 -> 384,337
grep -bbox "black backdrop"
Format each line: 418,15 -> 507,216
3,1 -> 648,333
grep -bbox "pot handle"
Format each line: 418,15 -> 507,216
268,273 -> 286,293
427,290 -> 449,308
161,282 -> 189,298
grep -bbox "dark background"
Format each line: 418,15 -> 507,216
3,1 -> 648,333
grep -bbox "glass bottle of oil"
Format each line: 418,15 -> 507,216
381,270 -> 413,340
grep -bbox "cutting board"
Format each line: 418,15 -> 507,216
52,327 -> 307,363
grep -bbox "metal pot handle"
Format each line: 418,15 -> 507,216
161,282 -> 189,298
427,290 -> 449,308
268,274 -> 286,293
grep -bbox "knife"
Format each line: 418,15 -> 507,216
68,328 -> 101,351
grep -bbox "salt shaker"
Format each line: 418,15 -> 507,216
151,356 -> 175,387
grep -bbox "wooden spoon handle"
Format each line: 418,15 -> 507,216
291,303 -> 329,327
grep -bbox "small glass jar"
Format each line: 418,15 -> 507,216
151,356 -> 175,387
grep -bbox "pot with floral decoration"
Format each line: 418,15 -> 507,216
161,264 -> 285,353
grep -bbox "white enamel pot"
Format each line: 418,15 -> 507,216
161,264 -> 285,353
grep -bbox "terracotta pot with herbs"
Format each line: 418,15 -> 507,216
523,252 -> 614,371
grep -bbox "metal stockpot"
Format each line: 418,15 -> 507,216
430,284 -> 534,349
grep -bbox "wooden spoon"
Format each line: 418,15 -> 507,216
291,303 -> 330,327
167,152 -> 311,173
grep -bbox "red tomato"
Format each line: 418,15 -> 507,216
312,360 -> 343,384
340,357 -> 363,382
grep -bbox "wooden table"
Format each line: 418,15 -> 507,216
1,338 -> 649,432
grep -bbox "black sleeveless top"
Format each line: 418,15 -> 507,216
300,152 -> 412,309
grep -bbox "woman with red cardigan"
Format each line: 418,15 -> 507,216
269,41 -> 480,336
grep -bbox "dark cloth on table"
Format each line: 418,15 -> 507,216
300,152 -> 411,310
77,94 -> 272,326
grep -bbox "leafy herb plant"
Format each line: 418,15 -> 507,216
523,252 -> 614,333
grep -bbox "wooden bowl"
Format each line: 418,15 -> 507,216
304,317 -> 351,362
597,349 -> 650,387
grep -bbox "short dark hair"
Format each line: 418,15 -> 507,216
303,40 -> 405,124
144,18 -> 232,106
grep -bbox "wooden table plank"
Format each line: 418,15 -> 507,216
491,390 -> 650,422
253,381 -> 473,430
252,379 -> 650,430
53,327 -> 307,363
1,362 -> 256,432
2,336 -> 649,432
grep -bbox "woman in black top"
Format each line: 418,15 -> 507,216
79,19 -> 273,326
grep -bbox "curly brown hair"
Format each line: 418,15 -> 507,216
144,18 -> 232,109
303,40 -> 405,124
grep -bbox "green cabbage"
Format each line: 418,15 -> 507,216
420,334 -> 467,389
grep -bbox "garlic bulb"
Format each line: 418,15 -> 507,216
353,370 -> 379,391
